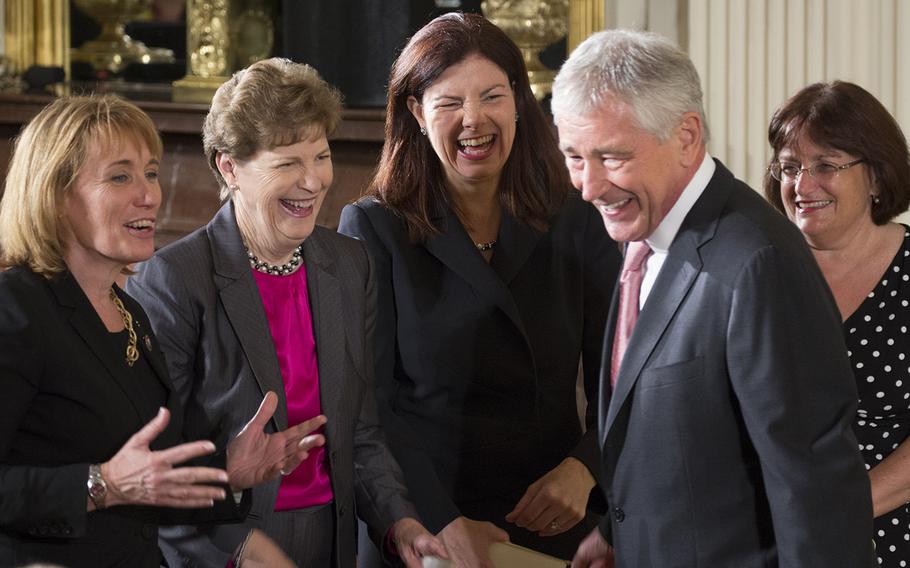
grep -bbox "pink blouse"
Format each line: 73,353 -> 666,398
252,266 -> 333,511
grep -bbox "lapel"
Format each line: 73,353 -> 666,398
422,202 -> 539,342
301,228 -> 345,434
601,161 -> 732,446
208,202 -> 288,431
112,285 -> 173,397
49,273 -> 159,423
490,208 -> 543,285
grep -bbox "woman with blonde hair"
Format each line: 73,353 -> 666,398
0,95 -> 322,567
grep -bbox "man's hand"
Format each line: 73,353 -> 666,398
571,528 -> 615,568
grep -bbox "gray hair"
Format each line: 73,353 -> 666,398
552,29 -> 710,143
204,57 -> 342,200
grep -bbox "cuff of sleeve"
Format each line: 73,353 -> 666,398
416,499 -> 460,535
598,516 -> 613,544
384,527 -> 400,558
567,430 -> 601,482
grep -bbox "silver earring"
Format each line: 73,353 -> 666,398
872,194 -> 881,204
515,112 -> 519,122
420,127 -> 427,136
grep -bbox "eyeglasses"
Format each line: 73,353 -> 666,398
768,158 -> 865,185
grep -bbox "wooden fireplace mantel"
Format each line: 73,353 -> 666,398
0,92 -> 386,247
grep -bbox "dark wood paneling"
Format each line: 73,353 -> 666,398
0,93 -> 384,248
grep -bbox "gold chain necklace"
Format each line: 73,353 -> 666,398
109,289 -> 139,367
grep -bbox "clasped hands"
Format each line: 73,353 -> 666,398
96,391 -> 325,509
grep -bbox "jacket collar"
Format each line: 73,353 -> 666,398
423,199 -> 542,340
602,159 -> 733,447
205,201 -> 289,430
48,271 -> 174,421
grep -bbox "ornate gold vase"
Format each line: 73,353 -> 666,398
71,0 -> 174,74
173,0 -> 274,103
481,0 -> 570,100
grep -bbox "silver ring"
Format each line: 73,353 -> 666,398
549,520 -> 560,531
279,468 -> 289,476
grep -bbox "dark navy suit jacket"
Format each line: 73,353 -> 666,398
599,160 -> 873,567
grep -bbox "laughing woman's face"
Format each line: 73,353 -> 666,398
407,53 -> 517,192
221,129 -> 333,260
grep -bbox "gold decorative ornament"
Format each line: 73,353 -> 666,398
174,0 -> 275,104
187,0 -> 229,78
110,289 -> 139,367
71,0 -> 175,75
481,0 -> 570,100
173,0 -> 230,102
231,8 -> 273,70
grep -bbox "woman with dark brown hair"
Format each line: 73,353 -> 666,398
765,81 -> 910,567
338,12 -> 621,567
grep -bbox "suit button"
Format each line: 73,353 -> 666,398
38,526 -> 49,535
27,527 -> 37,536
338,506 -> 346,518
613,507 -> 625,522
63,526 -> 73,535
140,524 -> 156,539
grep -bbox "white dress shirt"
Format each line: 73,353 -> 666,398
639,153 -> 715,308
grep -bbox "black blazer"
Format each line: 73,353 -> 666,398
599,161 -> 873,566
0,267 -> 242,568
338,194 -> 621,533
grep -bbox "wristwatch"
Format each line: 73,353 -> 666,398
87,463 -> 107,509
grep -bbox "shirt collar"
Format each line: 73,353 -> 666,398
646,153 -> 715,253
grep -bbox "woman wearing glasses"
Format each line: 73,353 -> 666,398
765,80 -> 910,567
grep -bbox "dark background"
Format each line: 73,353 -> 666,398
281,0 -> 482,107
69,0 -> 565,109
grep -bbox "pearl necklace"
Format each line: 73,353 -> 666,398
246,244 -> 304,275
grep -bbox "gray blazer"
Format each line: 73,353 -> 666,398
599,160 -> 874,567
127,202 -> 416,567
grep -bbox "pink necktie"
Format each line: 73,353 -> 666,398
610,241 -> 653,388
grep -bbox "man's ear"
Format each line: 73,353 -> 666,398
407,95 -> 426,132
676,112 -> 704,167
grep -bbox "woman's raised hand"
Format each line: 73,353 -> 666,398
226,391 -> 327,490
101,407 -> 229,509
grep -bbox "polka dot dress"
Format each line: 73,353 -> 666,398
846,225 -> 910,567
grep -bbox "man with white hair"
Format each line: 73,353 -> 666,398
552,30 -> 873,567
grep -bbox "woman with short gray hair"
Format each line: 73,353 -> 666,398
129,58 -> 444,567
